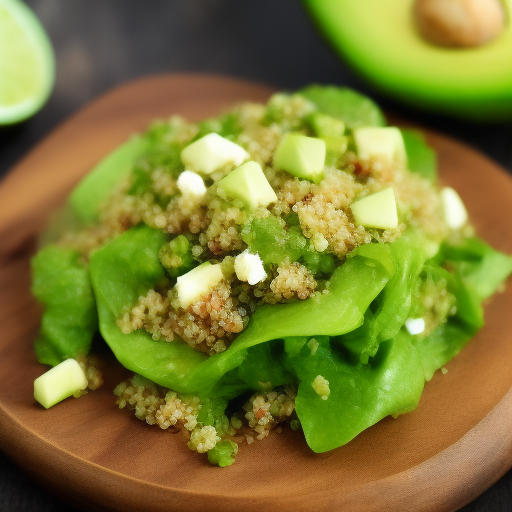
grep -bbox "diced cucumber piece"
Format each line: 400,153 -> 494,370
217,161 -> 277,210
440,187 -> 468,230
350,187 -> 398,229
34,358 -> 88,409
176,262 -> 224,308
180,133 -> 249,174
353,126 -> 407,166
273,133 -> 326,183
308,112 -> 345,138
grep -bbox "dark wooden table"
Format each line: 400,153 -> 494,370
1,1 -> 511,510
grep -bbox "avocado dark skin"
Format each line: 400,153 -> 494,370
303,0 -> 512,122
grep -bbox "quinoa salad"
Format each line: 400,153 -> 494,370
31,85 -> 512,467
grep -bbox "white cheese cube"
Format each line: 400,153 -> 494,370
180,133 -> 249,174
234,250 -> 267,285
441,187 -> 468,230
405,318 -> 426,336
177,170 -> 207,198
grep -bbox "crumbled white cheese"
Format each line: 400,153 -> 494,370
177,170 -> 207,198
441,187 -> 468,230
180,133 -> 249,174
405,317 -> 426,336
234,250 -> 267,285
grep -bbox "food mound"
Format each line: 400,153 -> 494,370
31,86 -> 512,467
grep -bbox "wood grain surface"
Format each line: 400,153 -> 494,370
0,74 -> 511,512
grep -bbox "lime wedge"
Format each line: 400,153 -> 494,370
0,0 -> 54,124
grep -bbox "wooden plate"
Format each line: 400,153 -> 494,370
0,74 -> 511,512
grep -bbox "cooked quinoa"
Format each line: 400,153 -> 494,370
35,87 -> 505,466
77,96 -> 447,356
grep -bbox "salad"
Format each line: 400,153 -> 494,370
31,85 -> 512,467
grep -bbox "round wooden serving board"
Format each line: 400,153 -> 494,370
0,75 -> 511,512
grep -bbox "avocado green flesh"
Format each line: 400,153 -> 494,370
304,0 -> 512,121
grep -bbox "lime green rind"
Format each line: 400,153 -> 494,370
0,0 -> 55,124
303,0 -> 512,121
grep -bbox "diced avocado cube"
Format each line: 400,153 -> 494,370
440,187 -> 468,229
353,126 -> 407,166
321,136 -> 348,167
34,358 -> 88,409
180,133 -> 249,174
350,187 -> 398,229
217,161 -> 277,210
175,262 -> 224,309
308,112 -> 345,138
273,133 -> 326,183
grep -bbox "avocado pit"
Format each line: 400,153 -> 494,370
414,0 -> 506,47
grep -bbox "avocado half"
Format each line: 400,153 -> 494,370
303,0 -> 512,122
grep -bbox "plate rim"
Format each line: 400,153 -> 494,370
0,73 -> 511,512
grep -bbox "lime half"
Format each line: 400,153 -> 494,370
0,0 -> 54,125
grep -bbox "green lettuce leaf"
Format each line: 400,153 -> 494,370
236,341 -> 294,391
90,227 -> 393,395
32,245 -> 98,366
439,236 -> 512,301
339,233 -> 428,363
299,85 -> 387,130
411,265 -> 484,380
89,225 -> 210,391
401,128 -> 437,183
289,332 -> 425,453
185,242 -> 393,394
69,136 -> 148,223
